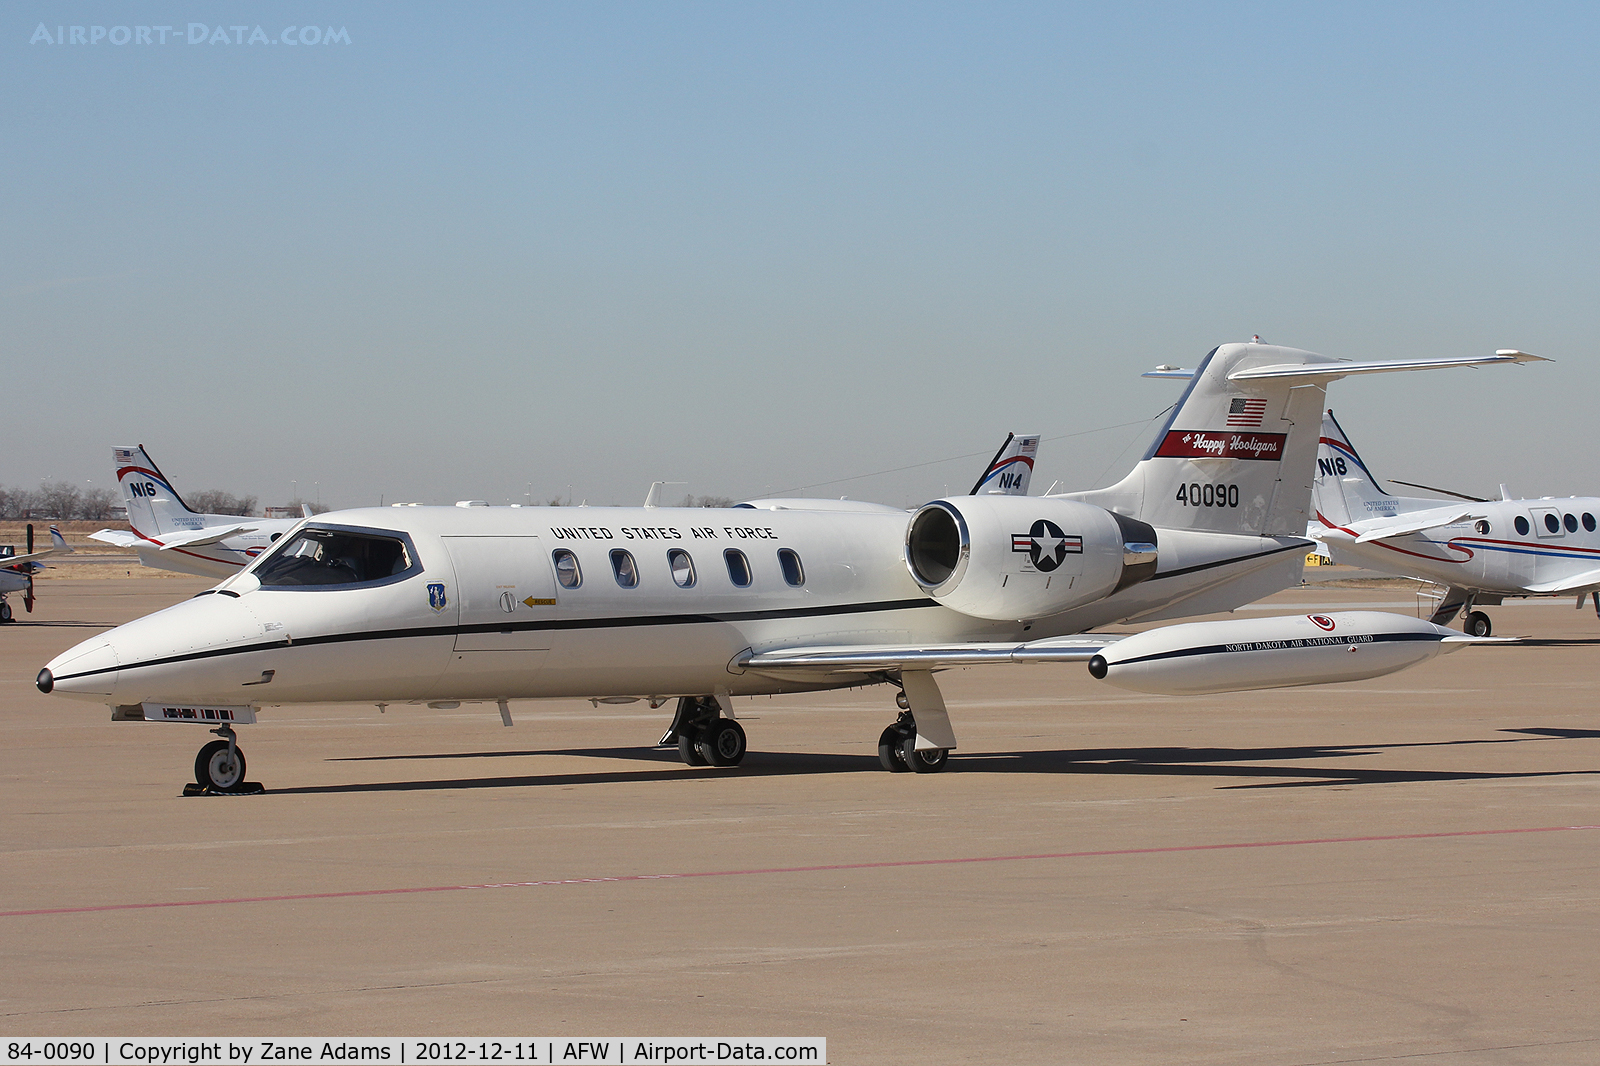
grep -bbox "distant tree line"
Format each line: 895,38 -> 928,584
0,482 -> 258,520
185,490 -> 258,516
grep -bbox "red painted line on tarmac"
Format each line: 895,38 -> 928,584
4,825 -> 1595,918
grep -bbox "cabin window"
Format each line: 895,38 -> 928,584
255,527 -> 414,587
1545,513 -> 1561,534
1515,515 -> 1530,536
778,548 -> 804,587
724,548 -> 752,588
552,549 -> 581,589
1565,513 -> 1579,533
1585,513 -> 1596,533
668,548 -> 695,588
610,549 -> 638,588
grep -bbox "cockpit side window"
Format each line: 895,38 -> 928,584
254,527 -> 416,588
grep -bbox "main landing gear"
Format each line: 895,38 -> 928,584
878,711 -> 949,773
663,695 -> 747,767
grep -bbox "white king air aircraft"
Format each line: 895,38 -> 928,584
39,342 -> 1542,791
1312,408 -> 1598,637
90,446 -> 309,578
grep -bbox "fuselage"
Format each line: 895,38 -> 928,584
1317,497 -> 1600,594
43,503 -> 1310,709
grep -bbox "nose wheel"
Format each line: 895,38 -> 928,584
1464,610 -> 1492,637
187,725 -> 260,794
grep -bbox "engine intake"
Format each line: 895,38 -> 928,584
905,496 -> 1158,621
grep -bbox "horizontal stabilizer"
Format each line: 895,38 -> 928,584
1231,350 -> 1547,382
89,529 -> 141,548
153,524 -> 259,550
1341,503 -> 1484,543
742,636 -> 1116,676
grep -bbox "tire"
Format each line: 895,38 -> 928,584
1465,611 -> 1492,638
0,602 -> 10,623
677,730 -> 708,766
878,726 -> 910,772
195,740 -> 247,790
696,718 -> 747,767
900,734 -> 948,773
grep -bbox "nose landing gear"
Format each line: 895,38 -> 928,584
185,725 -> 262,795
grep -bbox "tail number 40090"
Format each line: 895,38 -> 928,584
1176,482 -> 1239,507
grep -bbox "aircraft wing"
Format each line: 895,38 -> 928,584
150,524 -> 260,550
741,635 -> 1117,677
1231,350 -> 1547,382
1,547 -> 62,567
1523,569 -> 1600,594
89,529 -> 142,548
1334,504 -> 1485,543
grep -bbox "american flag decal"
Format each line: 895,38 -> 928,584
1226,397 -> 1267,427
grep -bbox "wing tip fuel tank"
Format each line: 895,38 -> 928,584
1088,611 -> 1469,695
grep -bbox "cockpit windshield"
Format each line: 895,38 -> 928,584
253,527 -> 416,587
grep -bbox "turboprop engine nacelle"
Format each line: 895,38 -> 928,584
1087,611 -> 1468,695
904,496 -> 1157,621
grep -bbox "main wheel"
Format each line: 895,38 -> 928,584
0,602 -> 11,622
900,734 -> 949,773
1465,611 -> 1492,638
696,718 -> 747,767
878,725 -> 909,772
677,730 -> 708,766
195,740 -> 247,790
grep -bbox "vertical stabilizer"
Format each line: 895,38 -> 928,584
113,446 -> 204,537
1312,410 -> 1397,527
970,433 -> 1040,496
1057,342 -> 1339,535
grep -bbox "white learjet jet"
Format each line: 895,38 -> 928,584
39,342 -> 1542,790
1312,409 -> 1600,636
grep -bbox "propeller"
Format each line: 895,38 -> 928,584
24,575 -> 34,614
25,524 -> 34,554
1388,479 -> 1490,503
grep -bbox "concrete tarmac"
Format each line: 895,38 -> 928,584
2,579 -> 1597,1063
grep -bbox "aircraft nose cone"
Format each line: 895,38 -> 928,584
42,635 -> 120,700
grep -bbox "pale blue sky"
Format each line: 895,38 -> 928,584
4,2 -> 1596,509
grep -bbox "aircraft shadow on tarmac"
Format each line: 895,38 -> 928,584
266,729 -> 1600,795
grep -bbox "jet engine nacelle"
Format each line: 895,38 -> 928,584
1087,611 -> 1466,695
904,496 -> 1157,621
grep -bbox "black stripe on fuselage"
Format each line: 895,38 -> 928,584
51,597 -> 943,682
